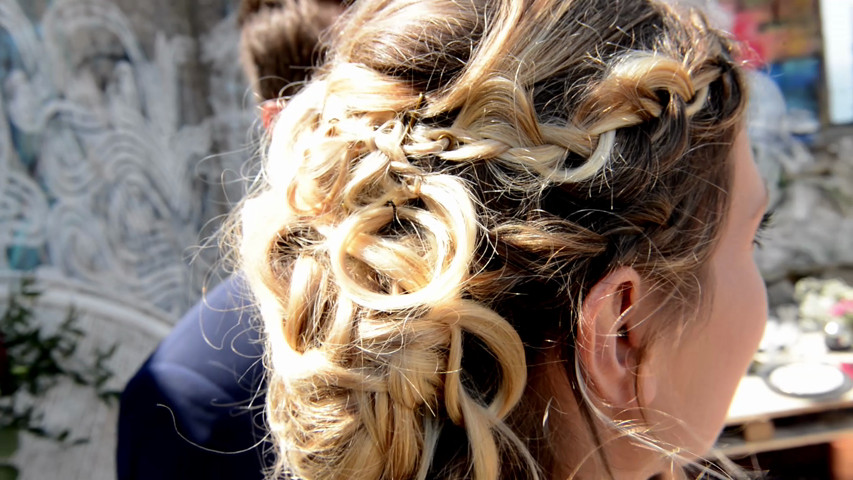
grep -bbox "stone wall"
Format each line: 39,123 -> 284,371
0,1 -> 247,478
0,0 -> 250,317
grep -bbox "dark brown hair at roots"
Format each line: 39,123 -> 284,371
239,0 -> 345,100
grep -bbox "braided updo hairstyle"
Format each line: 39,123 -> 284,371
233,0 -> 747,478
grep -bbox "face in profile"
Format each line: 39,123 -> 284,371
537,129 -> 768,480
642,127 -> 768,459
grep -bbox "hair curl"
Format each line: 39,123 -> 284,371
232,0 -> 747,478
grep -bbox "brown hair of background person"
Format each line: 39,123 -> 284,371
238,0 -> 345,102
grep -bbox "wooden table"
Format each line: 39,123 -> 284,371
718,355 -> 853,457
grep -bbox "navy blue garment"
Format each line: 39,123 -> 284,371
117,276 -> 269,480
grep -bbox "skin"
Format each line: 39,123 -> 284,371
640,127 -> 769,460
545,128 -> 769,479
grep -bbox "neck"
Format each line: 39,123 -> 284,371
526,352 -> 676,480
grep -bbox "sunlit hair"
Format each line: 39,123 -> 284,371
231,0 -> 747,478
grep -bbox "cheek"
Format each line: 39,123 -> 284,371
708,255 -> 766,383
719,260 -> 767,360
693,259 -> 767,439
657,261 -> 767,453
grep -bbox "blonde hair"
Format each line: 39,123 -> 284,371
232,0 -> 747,478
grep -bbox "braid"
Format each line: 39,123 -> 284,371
232,0 -> 748,478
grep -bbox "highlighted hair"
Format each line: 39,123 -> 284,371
232,0 -> 747,478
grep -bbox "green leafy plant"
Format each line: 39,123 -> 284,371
0,277 -> 118,478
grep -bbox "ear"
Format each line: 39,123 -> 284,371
577,267 -> 656,408
261,99 -> 283,130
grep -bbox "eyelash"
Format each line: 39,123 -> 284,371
753,211 -> 774,248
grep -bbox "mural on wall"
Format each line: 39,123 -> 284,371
720,0 -> 823,133
0,0 -> 252,317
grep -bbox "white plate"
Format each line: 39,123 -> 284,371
767,362 -> 848,397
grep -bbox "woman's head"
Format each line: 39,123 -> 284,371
239,0 -> 344,101
234,0 -> 763,478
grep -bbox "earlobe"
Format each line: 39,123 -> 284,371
577,267 -> 654,408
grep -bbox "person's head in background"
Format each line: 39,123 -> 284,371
238,0 -> 345,102
234,0 -> 769,478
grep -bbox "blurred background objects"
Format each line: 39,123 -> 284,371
0,0 -> 852,478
